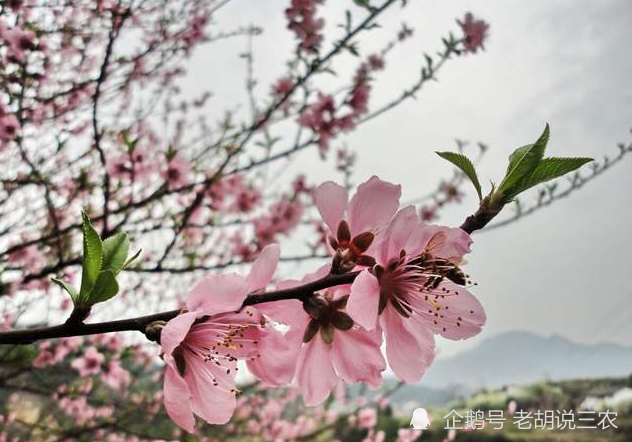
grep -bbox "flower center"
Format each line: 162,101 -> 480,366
302,294 -> 354,344
166,166 -> 181,181
329,220 -> 376,273
86,358 -> 100,370
373,250 -> 472,319
173,310 -> 263,395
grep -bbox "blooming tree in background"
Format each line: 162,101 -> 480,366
0,0 -> 625,440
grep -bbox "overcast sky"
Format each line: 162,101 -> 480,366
181,0 -> 632,357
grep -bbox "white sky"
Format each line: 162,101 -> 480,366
179,0 -> 632,357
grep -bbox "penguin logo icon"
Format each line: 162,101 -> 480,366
410,407 -> 431,430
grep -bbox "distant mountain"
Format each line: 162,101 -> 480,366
418,330 -> 632,389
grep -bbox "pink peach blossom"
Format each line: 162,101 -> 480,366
4,27 -> 37,63
107,145 -> 157,182
358,408 -> 377,429
259,266 -> 386,406
100,360 -> 131,391
272,77 -> 293,97
161,309 -> 263,431
161,244 -> 294,431
0,115 -> 19,141
313,176 -> 401,272
285,0 -> 325,53
298,93 -> 338,153
253,196 -> 304,246
458,12 -> 489,53
71,346 -> 105,377
347,206 -> 485,382
397,428 -> 420,442
161,152 -> 191,188
348,83 -> 371,116
364,429 -> 386,442
508,399 -> 517,415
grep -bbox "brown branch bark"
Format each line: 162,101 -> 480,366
0,187 -> 504,346
0,271 -> 358,345
459,196 -> 502,234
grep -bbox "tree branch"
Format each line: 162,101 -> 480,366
0,189 -> 502,346
459,195 -> 502,234
0,271 -> 358,345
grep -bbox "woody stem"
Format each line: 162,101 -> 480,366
0,202 -> 497,346
0,272 -> 359,345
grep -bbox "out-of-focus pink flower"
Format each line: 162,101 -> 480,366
354,54 -> 383,86
368,54 -> 385,71
108,145 -> 157,182
313,176 -> 401,272
292,174 -> 310,194
458,12 -> 489,53
420,205 -> 438,222
397,428 -> 420,442
508,399 -> 517,415
298,93 -> 338,154
347,206 -> 485,382
253,196 -> 303,246
376,396 -> 389,410
364,429 -> 386,442
232,186 -> 261,213
91,333 -> 124,352
101,360 -> 131,391
1,311 -> 13,331
71,346 -> 105,376
4,26 -> 37,63
348,83 -> 371,116
440,181 -> 463,202
161,152 -> 191,188
272,76 -> 294,98
4,0 -> 24,11
58,395 -> 113,425
348,414 -> 357,426
33,341 -> 56,367
271,76 -> 296,113
161,244 -> 294,432
285,0 -> 325,53
179,14 -> 209,48
7,244 -> 45,272
357,408 -> 377,429
0,115 -> 19,141
298,82 -> 374,154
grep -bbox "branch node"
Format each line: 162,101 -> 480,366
144,321 -> 167,343
65,305 -> 91,325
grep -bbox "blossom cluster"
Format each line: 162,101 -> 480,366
3,335 -> 411,442
298,53 -> 385,156
0,2 -> 492,440
285,0 -> 326,53
161,176 -> 486,431
458,12 -> 489,53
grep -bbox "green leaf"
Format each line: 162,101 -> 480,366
504,157 -> 593,198
85,270 -> 119,304
101,232 -> 129,275
121,130 -> 138,153
353,0 -> 371,9
498,124 -> 550,196
52,278 -> 79,303
122,248 -> 142,270
79,212 -> 103,299
436,151 -> 483,200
